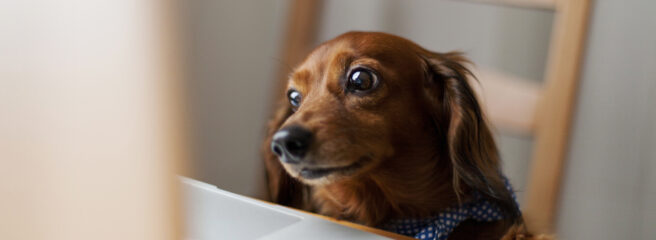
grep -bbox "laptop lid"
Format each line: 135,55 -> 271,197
181,177 -> 388,240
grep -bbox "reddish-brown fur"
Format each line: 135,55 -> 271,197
262,32 -> 536,239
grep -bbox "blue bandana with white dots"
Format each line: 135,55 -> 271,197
380,178 -> 517,240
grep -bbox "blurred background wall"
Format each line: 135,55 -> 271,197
179,0 -> 290,199
180,0 -> 656,238
556,1 -> 656,239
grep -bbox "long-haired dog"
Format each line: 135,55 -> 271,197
262,32 -> 538,239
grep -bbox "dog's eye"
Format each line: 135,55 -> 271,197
347,69 -> 376,92
287,90 -> 302,108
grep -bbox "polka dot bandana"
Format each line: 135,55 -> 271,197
381,177 -> 517,240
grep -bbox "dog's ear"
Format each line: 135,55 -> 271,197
421,51 -> 520,221
262,97 -> 305,207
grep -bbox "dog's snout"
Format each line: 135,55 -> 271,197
271,125 -> 313,164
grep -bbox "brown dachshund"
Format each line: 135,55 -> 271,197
263,32 -> 539,239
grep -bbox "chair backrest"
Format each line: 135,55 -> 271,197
467,0 -> 591,233
274,0 -> 591,234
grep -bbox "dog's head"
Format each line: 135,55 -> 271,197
263,32 -> 518,219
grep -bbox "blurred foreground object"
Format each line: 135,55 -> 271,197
0,1 -> 188,239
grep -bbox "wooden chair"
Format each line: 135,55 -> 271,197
467,0 -> 591,233
275,0 -> 591,234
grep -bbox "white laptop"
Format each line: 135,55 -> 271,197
181,177 -> 389,240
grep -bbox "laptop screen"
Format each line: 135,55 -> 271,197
182,178 -> 302,239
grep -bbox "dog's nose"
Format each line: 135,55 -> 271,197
271,125 -> 313,164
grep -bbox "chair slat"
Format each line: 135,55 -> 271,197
458,0 -> 556,10
471,68 -> 542,135
524,0 -> 592,233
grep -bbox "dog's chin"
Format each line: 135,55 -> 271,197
282,157 -> 370,186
